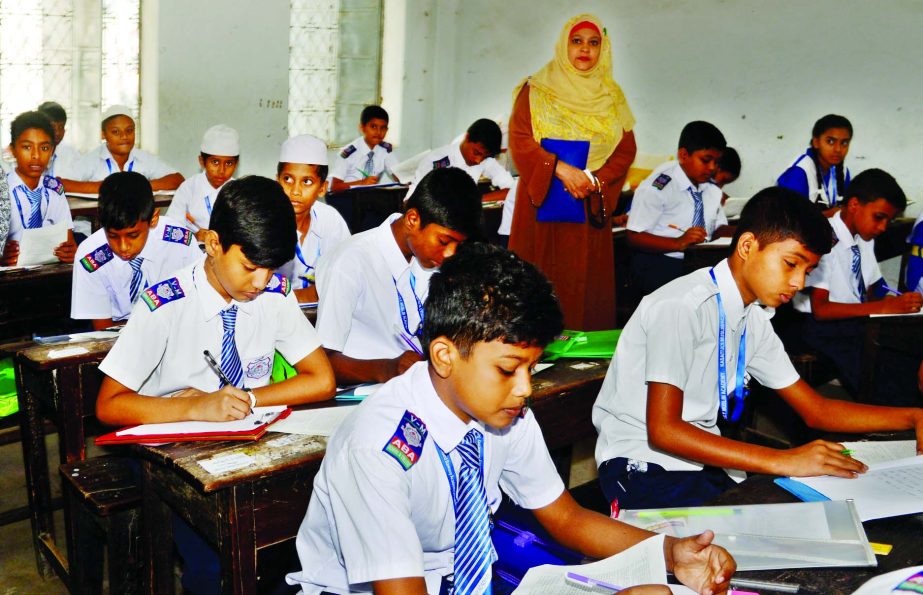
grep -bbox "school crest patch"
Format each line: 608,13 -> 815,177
652,173 -> 671,190
80,244 -> 114,272
433,156 -> 451,170
43,175 -> 64,195
340,144 -> 357,159
163,225 -> 192,245
383,410 -> 428,471
245,355 -> 272,379
379,141 -> 393,153
141,277 -> 185,311
264,274 -> 291,296
893,570 -> 923,592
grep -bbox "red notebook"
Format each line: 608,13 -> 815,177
95,407 -> 291,445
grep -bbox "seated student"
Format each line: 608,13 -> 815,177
71,171 -> 201,330
37,101 -> 82,179
95,176 -> 335,427
794,169 -> 923,405
315,167 -> 481,385
408,118 -> 514,197
62,105 -> 184,195
594,186 -> 923,510
166,124 -> 239,242
274,134 -> 350,304
713,146 -> 740,206
777,114 -> 852,216
288,241 -> 736,595
907,208 -> 923,293
328,105 -> 400,192
627,121 -> 732,295
2,110 -> 77,266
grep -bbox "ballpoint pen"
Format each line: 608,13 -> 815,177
203,350 -> 254,414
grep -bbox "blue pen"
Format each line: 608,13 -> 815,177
881,281 -> 902,296
393,325 -> 424,356
565,572 -> 622,593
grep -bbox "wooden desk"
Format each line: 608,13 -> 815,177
711,474 -> 923,594
0,263 -> 79,343
683,241 -> 732,274
68,192 -> 174,232
135,357 -> 609,593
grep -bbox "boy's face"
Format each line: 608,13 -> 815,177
359,117 -> 388,148
102,115 -> 136,158
405,210 -> 468,269
199,154 -> 239,190
845,197 -> 898,242
203,234 -> 274,303
712,169 -> 737,188
737,234 -> 820,307
460,138 -> 491,166
50,120 -> 66,145
10,127 -> 54,184
431,338 -> 543,429
678,147 -> 722,185
811,127 -> 851,170
105,210 -> 158,261
277,163 -> 327,216
567,27 -> 602,71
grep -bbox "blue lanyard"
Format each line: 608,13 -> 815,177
204,194 -> 212,216
11,183 -> 47,228
105,157 -> 134,174
824,166 -> 838,207
709,269 -> 748,422
294,242 -> 321,288
434,431 -> 485,505
394,272 -> 425,337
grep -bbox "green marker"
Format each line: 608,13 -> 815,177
635,508 -> 735,519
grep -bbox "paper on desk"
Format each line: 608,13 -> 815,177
269,406 -> 355,436
841,440 -> 917,466
116,405 -> 287,436
869,310 -> 923,318
702,236 -> 732,246
0,264 -> 42,272
533,363 -> 554,374
18,222 -> 67,265
335,383 -> 382,401
198,452 -> 254,475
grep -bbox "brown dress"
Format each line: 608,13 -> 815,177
508,84 -> 636,330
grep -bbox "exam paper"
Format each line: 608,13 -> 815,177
840,440 -> 917,466
702,236 -> 732,246
18,222 -> 66,265
269,407 -> 355,436
116,405 -> 286,436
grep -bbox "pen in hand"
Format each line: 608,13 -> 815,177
203,350 -> 253,414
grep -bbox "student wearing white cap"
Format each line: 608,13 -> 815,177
62,104 -> 184,194
275,134 -> 351,304
167,124 -> 240,241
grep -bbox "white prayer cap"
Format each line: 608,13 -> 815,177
200,124 -> 240,156
279,134 -> 328,166
101,104 -> 134,124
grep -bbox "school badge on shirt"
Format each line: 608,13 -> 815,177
340,145 -> 357,159
652,173 -> 671,190
141,278 -> 185,311
163,225 -> 192,245
264,274 -> 291,296
379,141 -> 393,153
433,156 -> 451,170
42,175 -> 64,195
383,410 -> 428,471
80,244 -> 114,272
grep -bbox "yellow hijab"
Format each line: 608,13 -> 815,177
515,13 -> 634,170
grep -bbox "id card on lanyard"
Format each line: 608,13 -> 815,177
294,242 -> 320,289
394,272 -> 425,337
709,268 -> 748,421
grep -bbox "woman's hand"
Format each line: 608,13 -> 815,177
555,161 -> 594,199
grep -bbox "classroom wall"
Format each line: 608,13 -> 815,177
384,0 -> 923,215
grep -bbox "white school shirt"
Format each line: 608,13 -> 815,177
793,211 -> 881,313
316,213 -> 433,359
74,144 -> 178,182
276,201 -> 351,291
408,141 -> 514,198
627,161 -> 727,259
70,216 -> 202,321
286,361 -> 565,594
165,172 -> 228,232
593,259 -> 800,472
99,261 -> 320,396
5,171 -> 74,242
330,137 -> 399,183
47,142 -> 82,179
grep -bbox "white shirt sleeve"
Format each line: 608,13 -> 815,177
497,413 -> 566,510
643,298 -> 699,389
47,192 -> 74,229
166,179 -> 194,227
315,255 -> 362,352
746,314 -> 800,390
805,252 -> 832,291
384,151 -> 400,179
626,186 -> 665,233
98,299 -> 171,391
330,154 -> 349,181
273,291 -> 323,365
71,261 -> 116,320
137,151 -> 179,180
482,158 -> 514,189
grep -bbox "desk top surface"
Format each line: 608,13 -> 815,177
0,262 -> 72,284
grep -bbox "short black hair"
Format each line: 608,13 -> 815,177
812,114 -> 853,139
210,176 -> 296,269
98,172 -> 155,230
37,101 -> 67,124
466,118 -> 502,157
423,242 -> 564,356
10,111 -> 54,146
405,167 -> 482,240
275,161 -> 329,183
717,146 -> 741,177
360,105 -> 389,125
845,168 -> 906,211
678,121 -> 726,154
732,186 -> 833,257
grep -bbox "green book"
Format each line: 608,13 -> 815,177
543,329 -> 621,361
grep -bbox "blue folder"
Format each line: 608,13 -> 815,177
537,138 -> 590,224
773,477 -> 831,502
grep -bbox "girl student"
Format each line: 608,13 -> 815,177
777,114 -> 852,215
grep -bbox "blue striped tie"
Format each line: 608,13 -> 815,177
453,429 -> 495,595
128,257 -> 145,303
851,245 -> 866,302
689,187 -> 705,229
26,187 -> 43,228
219,306 -> 244,387
364,151 -> 375,177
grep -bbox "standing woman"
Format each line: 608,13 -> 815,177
508,13 -> 636,330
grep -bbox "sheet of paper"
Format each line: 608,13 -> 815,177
513,534 -> 667,594
116,405 -> 287,436
47,346 -> 89,359
702,236 -> 732,246
840,440 -> 917,466
533,363 -> 554,374
198,452 -> 254,475
269,406 -> 355,436
18,222 -> 67,265
869,311 -> 923,318
0,264 -> 42,272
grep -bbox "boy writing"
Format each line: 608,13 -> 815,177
315,167 -> 481,385
328,105 -> 400,192
71,171 -> 201,330
594,186 -> 923,510
95,176 -> 335,426
627,121 -> 732,294
288,242 -> 735,595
